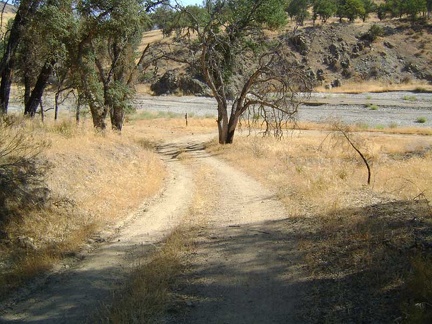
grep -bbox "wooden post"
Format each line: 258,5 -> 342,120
185,113 -> 188,127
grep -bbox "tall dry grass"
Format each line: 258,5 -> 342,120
0,117 -> 166,299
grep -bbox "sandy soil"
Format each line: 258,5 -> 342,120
0,132 -> 303,323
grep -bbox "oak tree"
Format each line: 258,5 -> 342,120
170,0 -> 312,144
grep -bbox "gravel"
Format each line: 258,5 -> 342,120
134,92 -> 432,128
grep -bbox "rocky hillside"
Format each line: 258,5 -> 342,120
148,19 -> 432,94
287,19 -> 432,90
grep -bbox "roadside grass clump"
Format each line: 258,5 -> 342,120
98,226 -> 192,324
403,95 -> 418,101
389,121 -> 398,129
416,116 -> 427,123
364,103 -> 378,110
207,129 -> 432,322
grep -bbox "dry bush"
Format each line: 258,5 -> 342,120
207,129 -> 432,322
0,115 -> 51,225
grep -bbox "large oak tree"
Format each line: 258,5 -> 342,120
170,0 -> 312,144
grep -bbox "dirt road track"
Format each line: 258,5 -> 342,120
0,140 -> 195,323
1,134 -> 302,323
167,143 -> 303,323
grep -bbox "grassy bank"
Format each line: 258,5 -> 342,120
0,116 -> 166,299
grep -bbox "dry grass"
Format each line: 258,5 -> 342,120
0,117 -> 166,299
315,80 -> 432,94
97,226 -> 192,324
207,128 -> 432,322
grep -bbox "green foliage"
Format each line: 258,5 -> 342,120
384,0 -> 427,19
344,0 -> 366,21
360,0 -> 376,21
286,0 -> 311,25
74,0 -> 153,130
363,24 -> 384,42
365,103 -> 378,110
313,0 -> 337,23
416,116 -> 427,123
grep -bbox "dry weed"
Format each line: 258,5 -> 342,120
97,226 -> 191,324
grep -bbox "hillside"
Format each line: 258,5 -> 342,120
0,1 -> 16,14
147,18 -> 432,95
288,19 -> 432,91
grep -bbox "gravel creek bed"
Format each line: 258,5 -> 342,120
133,92 -> 432,128
7,91 -> 432,128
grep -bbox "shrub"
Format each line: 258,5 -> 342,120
363,24 -> 384,42
416,117 -> 427,123
403,95 -> 417,101
365,103 -> 378,110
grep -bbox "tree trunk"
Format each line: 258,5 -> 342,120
0,0 -> 41,113
24,60 -> 54,117
54,91 -> 60,121
226,114 -> 239,144
0,65 -> 13,114
89,103 -> 108,130
217,102 -> 229,144
110,105 -> 124,131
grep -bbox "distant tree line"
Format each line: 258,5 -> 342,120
284,0 -> 432,25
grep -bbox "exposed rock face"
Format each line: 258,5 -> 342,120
150,70 -> 178,95
151,70 -> 211,96
284,21 -> 432,87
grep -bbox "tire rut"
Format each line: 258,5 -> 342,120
168,147 -> 304,323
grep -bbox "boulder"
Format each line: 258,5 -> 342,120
150,70 -> 178,95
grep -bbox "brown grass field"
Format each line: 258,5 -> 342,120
1,108 -> 432,321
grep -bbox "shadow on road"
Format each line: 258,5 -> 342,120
171,199 -> 432,323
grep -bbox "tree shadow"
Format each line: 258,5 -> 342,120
172,199 -> 432,323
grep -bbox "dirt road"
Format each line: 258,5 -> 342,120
0,134 -> 302,323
